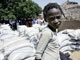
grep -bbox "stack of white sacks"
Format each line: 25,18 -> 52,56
0,24 -> 37,60
1,24 -> 80,60
57,29 -> 80,55
17,24 -> 41,48
25,24 -> 41,48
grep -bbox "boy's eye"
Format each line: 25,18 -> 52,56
49,17 -> 55,20
49,16 -> 61,20
56,16 -> 61,19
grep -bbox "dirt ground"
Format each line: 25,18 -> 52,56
70,51 -> 80,60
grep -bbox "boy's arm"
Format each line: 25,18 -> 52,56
35,31 -> 51,59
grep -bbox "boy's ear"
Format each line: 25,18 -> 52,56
45,19 -> 48,22
46,19 -> 48,22
44,18 -> 47,22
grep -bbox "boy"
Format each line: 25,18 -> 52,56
35,3 -> 66,60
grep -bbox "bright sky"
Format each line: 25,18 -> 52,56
32,0 -> 80,9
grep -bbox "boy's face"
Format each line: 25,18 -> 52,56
46,8 -> 62,29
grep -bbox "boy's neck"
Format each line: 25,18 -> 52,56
48,25 -> 56,32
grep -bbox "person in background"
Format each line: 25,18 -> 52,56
33,18 -> 37,24
40,18 -> 44,25
36,17 -> 41,25
35,3 -> 66,60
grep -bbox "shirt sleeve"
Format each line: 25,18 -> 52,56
35,30 -> 52,59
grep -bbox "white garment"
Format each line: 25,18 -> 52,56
35,25 -> 60,60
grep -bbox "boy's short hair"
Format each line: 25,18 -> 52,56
43,3 -> 65,21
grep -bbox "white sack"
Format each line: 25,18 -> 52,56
8,47 -> 35,60
4,40 -> 33,56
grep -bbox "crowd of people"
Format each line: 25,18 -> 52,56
0,2 -> 80,60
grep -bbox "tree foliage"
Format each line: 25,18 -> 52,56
0,0 -> 42,20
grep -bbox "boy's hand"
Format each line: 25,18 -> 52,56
65,53 -> 70,57
35,58 -> 41,60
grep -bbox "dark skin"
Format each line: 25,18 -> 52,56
47,8 -> 70,57
60,51 -> 70,57
35,8 -> 68,60
46,8 -> 62,32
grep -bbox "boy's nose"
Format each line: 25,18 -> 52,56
54,19 -> 59,23
54,19 -> 61,25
